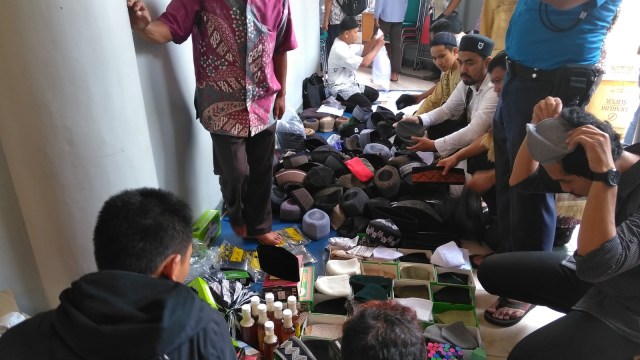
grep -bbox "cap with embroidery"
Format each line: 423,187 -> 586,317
458,34 -> 494,57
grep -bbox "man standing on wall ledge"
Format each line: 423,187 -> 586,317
127,0 -> 298,245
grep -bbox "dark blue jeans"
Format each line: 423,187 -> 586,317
493,73 -> 557,251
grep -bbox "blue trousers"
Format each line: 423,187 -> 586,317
493,73 -> 557,251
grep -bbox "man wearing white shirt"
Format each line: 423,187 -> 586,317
400,34 -> 498,158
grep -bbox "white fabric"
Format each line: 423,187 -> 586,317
372,247 -> 403,260
394,298 -> 434,322
315,274 -> 352,297
326,258 -> 362,276
431,241 -> 466,267
371,42 -> 391,91
419,74 -> 498,157
327,38 -> 365,99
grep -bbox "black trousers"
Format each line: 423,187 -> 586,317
210,123 -> 276,236
377,19 -> 403,74
478,252 -> 640,359
493,73 -> 557,252
337,85 -> 379,113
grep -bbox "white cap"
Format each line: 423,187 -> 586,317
251,296 -> 260,305
265,293 -> 274,302
282,308 -> 292,318
274,301 -> 283,310
241,304 -> 251,315
258,304 -> 267,312
264,320 -> 274,331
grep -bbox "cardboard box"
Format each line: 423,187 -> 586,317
263,275 -> 299,302
192,209 -> 221,247
393,279 -> 431,300
399,263 -> 436,282
301,313 -> 347,340
431,301 -> 478,327
435,267 -> 475,288
360,261 -> 399,279
298,266 -> 315,312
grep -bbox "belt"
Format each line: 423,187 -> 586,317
506,58 -> 559,82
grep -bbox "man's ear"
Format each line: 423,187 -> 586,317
157,254 -> 183,281
484,56 -> 492,68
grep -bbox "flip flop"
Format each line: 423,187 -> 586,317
484,297 -> 536,327
469,252 -> 494,269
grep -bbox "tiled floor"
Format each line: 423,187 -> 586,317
461,237 -> 572,359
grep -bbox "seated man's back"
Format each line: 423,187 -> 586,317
0,188 -> 236,360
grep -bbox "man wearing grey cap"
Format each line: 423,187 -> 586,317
477,96 -> 640,357
398,34 -> 498,158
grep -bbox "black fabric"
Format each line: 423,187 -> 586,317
300,338 -> 341,360
258,245 -> 301,282
438,273 -> 470,286
337,0 -> 368,17
302,73 -> 327,110
337,86 -> 379,113
337,216 -> 369,238
432,286 -> 473,305
395,93 -> 418,110
398,252 -> 430,264
0,271 -> 236,360
313,298 -> 349,315
303,165 -> 335,193
428,87 -> 473,141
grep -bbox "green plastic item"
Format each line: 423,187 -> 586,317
192,209 -> 221,247
187,277 -> 218,310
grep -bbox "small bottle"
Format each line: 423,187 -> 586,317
265,292 -> 275,320
262,321 -> 279,360
273,301 -> 284,343
250,296 -> 261,322
239,304 -> 258,349
281,308 -> 296,343
256,304 -> 268,353
287,296 -> 301,337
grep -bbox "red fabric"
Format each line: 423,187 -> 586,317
420,14 -> 431,44
344,157 -> 374,183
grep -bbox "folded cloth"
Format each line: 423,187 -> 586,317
432,286 -> 472,305
431,241 -> 465,268
393,284 -> 430,299
349,275 -> 393,297
276,336 -> 319,360
442,321 -> 479,350
344,157 -> 375,183
433,310 -> 478,328
326,258 -> 361,276
315,274 -> 352,297
353,283 -> 389,302
394,298 -> 433,322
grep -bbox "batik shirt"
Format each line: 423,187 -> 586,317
159,0 -> 297,137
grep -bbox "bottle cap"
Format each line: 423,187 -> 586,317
241,304 -> 251,315
251,296 -> 260,305
265,321 -> 274,331
282,309 -> 292,318
274,301 -> 283,310
265,293 -> 274,302
258,304 -> 267,312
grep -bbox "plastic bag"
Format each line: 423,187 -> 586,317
371,30 -> 391,92
276,107 -> 306,152
186,239 -> 218,283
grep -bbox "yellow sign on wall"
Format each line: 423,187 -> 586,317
586,80 -> 639,137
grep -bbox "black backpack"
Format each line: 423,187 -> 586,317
302,73 -> 327,110
337,0 -> 368,17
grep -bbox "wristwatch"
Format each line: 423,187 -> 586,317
590,168 -> 620,187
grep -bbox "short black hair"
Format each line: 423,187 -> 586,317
93,188 -> 193,275
430,17 -> 463,34
342,301 -> 426,360
488,50 -> 507,73
559,107 -> 623,179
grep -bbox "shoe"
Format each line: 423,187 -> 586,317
484,297 -> 536,327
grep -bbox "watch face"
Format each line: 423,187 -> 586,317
607,169 -> 621,186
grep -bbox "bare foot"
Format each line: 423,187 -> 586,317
252,231 -> 283,246
486,297 -> 533,320
390,72 -> 399,82
231,223 -> 248,237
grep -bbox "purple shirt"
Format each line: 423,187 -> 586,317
159,0 -> 297,137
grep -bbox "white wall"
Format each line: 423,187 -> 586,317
0,0 -> 320,315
